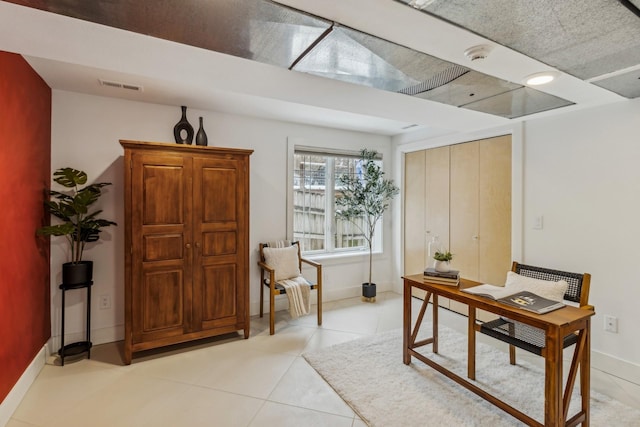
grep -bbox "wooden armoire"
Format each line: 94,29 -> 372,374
120,140 -> 253,364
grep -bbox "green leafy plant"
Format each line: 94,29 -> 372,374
336,148 -> 399,285
37,167 -> 117,263
434,250 -> 453,262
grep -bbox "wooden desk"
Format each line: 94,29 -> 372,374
403,274 -> 594,427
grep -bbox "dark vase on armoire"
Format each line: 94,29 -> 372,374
195,117 -> 208,146
173,105 -> 194,145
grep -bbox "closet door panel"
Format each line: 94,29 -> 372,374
479,136 -> 512,285
450,141 -> 479,281
404,150 -> 426,276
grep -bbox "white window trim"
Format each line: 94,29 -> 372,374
287,137 -> 384,256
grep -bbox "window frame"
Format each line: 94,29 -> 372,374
287,141 -> 384,257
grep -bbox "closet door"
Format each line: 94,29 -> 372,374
450,141 -> 480,281
425,146 -> 450,260
404,147 -> 451,307
404,150 -> 426,277
478,135 -> 512,285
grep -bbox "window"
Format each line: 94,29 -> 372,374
292,148 -> 382,255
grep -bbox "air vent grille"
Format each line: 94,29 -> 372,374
398,64 -> 469,96
99,79 -> 143,92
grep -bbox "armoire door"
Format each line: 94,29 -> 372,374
130,153 -> 193,344
191,156 -> 248,332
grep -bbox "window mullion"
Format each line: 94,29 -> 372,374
325,157 -> 335,252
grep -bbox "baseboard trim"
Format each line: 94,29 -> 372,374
592,349 -> 640,386
0,345 -> 46,427
249,283 -> 393,316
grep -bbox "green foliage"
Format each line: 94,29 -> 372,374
336,149 -> 399,284
433,250 -> 453,262
37,167 -> 117,263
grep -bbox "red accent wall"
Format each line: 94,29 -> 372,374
0,51 -> 51,403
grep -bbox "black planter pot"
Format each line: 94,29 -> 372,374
362,282 -> 377,298
62,261 -> 93,285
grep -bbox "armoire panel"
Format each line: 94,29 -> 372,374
143,234 -> 184,261
142,165 -> 185,225
202,264 -> 237,320
202,231 -> 237,256
202,167 -> 237,222
142,270 -> 184,331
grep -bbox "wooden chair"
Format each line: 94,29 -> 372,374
477,261 -> 592,365
258,241 -> 322,335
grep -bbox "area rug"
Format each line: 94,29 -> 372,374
303,325 -> 640,426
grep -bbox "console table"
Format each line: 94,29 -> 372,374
403,274 -> 594,426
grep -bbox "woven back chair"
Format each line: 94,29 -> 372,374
478,262 -> 592,364
258,241 -> 322,335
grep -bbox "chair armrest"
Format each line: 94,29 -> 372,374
301,257 -> 320,268
258,261 -> 274,273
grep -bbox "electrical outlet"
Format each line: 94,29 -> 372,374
604,315 -> 618,333
99,294 -> 111,310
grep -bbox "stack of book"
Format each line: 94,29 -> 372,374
423,267 -> 460,286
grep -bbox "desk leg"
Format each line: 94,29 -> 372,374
468,307 -> 476,380
403,278 -> 411,365
545,326 -> 563,426
581,319 -> 591,426
432,294 -> 438,354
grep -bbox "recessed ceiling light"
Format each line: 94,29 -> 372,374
523,71 -> 559,86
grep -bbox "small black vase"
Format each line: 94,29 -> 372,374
173,105 -> 194,145
195,117 -> 208,146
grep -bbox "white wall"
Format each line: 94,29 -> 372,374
522,99 -> 640,381
392,98 -> 640,383
49,90 -> 393,351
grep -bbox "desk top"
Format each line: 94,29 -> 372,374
403,274 -> 594,329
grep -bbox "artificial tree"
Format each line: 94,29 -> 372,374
336,148 -> 399,299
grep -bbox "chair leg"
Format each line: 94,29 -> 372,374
260,280 -> 264,318
269,291 -> 275,335
508,322 -> 517,364
317,286 -> 322,326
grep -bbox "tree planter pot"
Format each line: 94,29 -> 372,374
62,261 -> 93,285
362,282 -> 377,298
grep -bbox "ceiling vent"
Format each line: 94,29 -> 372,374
99,79 -> 143,92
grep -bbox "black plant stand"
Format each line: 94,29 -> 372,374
59,281 -> 93,366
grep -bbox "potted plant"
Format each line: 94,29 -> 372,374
336,149 -> 399,300
37,167 -> 117,285
433,250 -> 453,273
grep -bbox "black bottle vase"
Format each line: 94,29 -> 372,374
195,117 -> 208,146
173,105 -> 194,145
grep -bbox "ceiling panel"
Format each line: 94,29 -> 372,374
7,0 -> 578,118
594,70 -> 640,98
462,87 -> 574,119
396,0 -> 640,98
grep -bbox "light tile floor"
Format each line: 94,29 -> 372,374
8,292 -> 640,426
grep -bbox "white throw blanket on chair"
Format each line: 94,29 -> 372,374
279,276 -> 311,319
